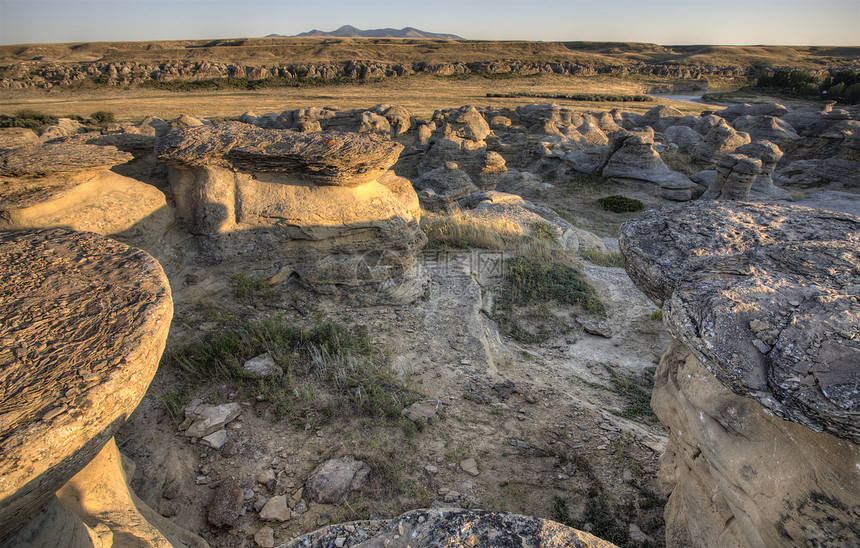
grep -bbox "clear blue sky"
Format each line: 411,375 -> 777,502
1,0 -> 857,46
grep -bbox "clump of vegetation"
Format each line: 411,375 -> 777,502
166,316 -> 417,426
650,310 -> 663,321
604,364 -> 657,423
754,69 -> 860,104
495,257 -> 604,343
553,492 -> 631,546
580,247 -> 625,268
557,172 -> 611,196
137,75 -> 378,92
0,109 -> 56,131
598,195 -> 643,213
228,272 -> 274,304
90,110 -> 115,124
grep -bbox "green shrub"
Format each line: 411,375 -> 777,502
0,109 -> 55,131
598,195 -> 643,213
90,110 -> 115,124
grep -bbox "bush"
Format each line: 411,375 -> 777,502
90,110 -> 115,124
598,195 -> 643,213
0,109 -> 55,130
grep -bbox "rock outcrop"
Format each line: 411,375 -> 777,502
0,142 -> 172,252
691,119 -> 751,165
620,202 -> 860,547
0,228 -> 204,547
602,133 -> 694,201
156,122 -> 426,298
700,153 -> 762,200
282,508 -> 617,548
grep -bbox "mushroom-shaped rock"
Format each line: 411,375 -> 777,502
735,140 -> 792,200
620,201 -> 860,442
281,508 -> 618,548
156,122 -> 402,187
156,123 -> 425,298
0,228 -> 178,544
0,143 -> 171,253
620,202 -> 860,547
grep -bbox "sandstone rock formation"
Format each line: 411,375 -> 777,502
700,153 -> 762,200
0,142 -> 172,252
620,201 -> 860,547
156,122 -> 426,298
691,119 -> 751,165
602,133 -> 694,200
0,228 -> 204,547
735,140 -> 792,200
283,508 -> 617,548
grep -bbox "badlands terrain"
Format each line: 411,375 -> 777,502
0,37 -> 859,548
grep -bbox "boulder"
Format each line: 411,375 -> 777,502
304,456 -> 370,505
602,133 -> 694,200
774,157 -> 860,190
714,102 -> 788,123
638,104 -> 683,133
0,143 -> 170,253
0,128 -> 39,149
700,153 -> 762,200
663,125 -> 702,154
731,115 -> 799,144
358,111 -> 390,135
620,201 -> 860,547
413,163 -> 478,210
39,118 -> 87,141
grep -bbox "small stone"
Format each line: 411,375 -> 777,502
254,526 -> 275,548
460,458 -> 479,476
259,495 -> 291,522
244,353 -> 280,378
201,428 -> 227,450
752,339 -> 772,354
425,465 -> 438,475
335,538 -> 346,548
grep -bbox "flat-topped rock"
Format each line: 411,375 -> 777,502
155,122 -> 402,186
0,143 -> 133,209
282,508 -> 617,548
0,228 -> 173,540
620,201 -> 860,443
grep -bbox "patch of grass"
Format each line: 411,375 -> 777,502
580,248 -> 624,268
557,172 -> 610,196
495,257 -> 604,343
165,316 -> 417,427
650,310 -> 663,321
603,364 -> 657,423
598,195 -> 643,213
530,221 -> 558,242
229,272 -> 275,305
553,491 -> 631,546
488,91 -> 654,102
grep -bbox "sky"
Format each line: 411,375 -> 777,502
0,0 -> 858,47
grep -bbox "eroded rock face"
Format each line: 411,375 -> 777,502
602,133 -> 693,201
282,508 -> 617,548
620,201 -> 860,547
156,123 -> 426,298
700,153 -> 762,200
0,228 -> 173,541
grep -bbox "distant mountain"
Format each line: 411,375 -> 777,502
266,25 -> 463,40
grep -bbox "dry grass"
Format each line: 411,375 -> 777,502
0,73 -> 722,122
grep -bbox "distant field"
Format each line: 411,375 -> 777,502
0,73 -> 723,122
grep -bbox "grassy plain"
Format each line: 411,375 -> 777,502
0,73 -> 723,122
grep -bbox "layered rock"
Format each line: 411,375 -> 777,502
691,119 -> 751,165
620,202 -> 860,546
735,140 -> 792,200
0,228 -> 204,547
282,508 -> 617,548
700,153 -> 762,200
156,122 -> 426,298
0,142 -> 172,252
